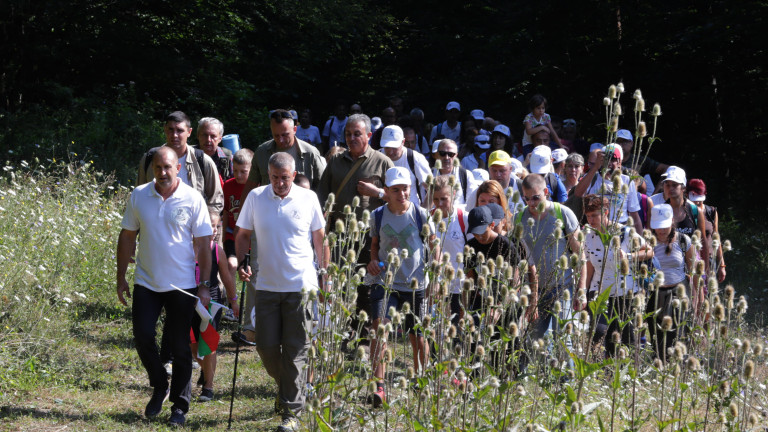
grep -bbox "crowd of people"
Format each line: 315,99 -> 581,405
117,96 -> 726,430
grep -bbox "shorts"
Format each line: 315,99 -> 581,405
224,239 -> 236,258
369,285 -> 425,334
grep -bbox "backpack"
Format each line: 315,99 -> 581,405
545,172 -> 562,201
405,148 -> 422,202
458,167 -> 469,201
372,205 -> 426,242
515,201 -> 566,229
144,147 -> 206,179
430,207 -> 467,243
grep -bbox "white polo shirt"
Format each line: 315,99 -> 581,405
121,180 -> 212,292
237,184 -> 325,293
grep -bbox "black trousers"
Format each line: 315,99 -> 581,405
132,284 -> 198,413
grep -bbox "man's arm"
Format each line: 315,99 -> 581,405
311,152 -> 327,191
194,235 -> 212,307
366,236 -> 382,276
116,229 -> 138,305
573,150 -> 604,198
312,228 -> 330,300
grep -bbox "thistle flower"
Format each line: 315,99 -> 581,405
633,89 -> 643,100
638,121 -> 647,137
617,82 -> 625,93
651,103 -> 662,116
613,102 -> 622,116
729,402 -> 738,418
432,208 -> 443,223
723,239 -> 732,251
407,366 -> 415,379
520,295 -> 529,308
610,116 -> 619,132
686,356 -> 701,371
527,217 -> 535,227
475,344 -> 485,358
603,97 -> 611,106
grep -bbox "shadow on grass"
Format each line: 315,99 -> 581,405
73,301 -> 131,322
0,405 -> 143,425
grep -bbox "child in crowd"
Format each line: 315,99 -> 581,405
365,167 -> 438,407
522,94 -> 562,155
432,175 -> 468,324
222,148 -> 254,342
191,213 -> 240,402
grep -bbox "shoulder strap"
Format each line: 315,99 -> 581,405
436,122 -> 443,137
688,202 -> 699,227
143,147 -> 159,174
373,206 -> 384,238
405,148 -> 422,201
457,208 -> 467,243
194,148 -> 206,176
459,167 -> 468,200
334,156 -> 366,198
415,206 -> 425,240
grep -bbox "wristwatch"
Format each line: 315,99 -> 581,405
198,280 -> 211,289
377,189 -> 384,199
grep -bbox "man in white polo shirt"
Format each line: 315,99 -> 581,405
380,125 -> 431,207
117,146 -> 213,427
235,152 -> 329,432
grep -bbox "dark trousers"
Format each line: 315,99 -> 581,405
132,284 -> 198,413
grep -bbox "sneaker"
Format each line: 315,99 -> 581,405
367,386 -> 386,408
199,387 -> 214,402
306,382 -> 315,400
144,386 -> 169,418
197,372 -> 205,387
222,308 -> 237,322
168,408 -> 186,427
274,395 -> 283,414
276,415 -> 300,432
163,361 -> 173,378
232,330 -> 257,346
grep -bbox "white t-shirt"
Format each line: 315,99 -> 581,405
382,148 -> 431,207
430,121 -> 461,143
441,207 -> 468,294
177,153 -> 190,185
584,173 -> 640,223
432,166 -> 479,208
296,125 -> 322,147
322,116 -> 347,147
236,184 -> 325,292
585,225 -> 645,296
121,180 -> 212,292
461,153 -> 486,171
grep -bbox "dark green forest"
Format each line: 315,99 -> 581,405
1,0 -> 766,222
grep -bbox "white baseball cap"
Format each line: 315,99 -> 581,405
470,109 -> 485,121
509,157 -> 523,175
661,165 -> 687,186
474,135 -> 490,149
446,101 -> 461,111
552,148 -> 568,164
650,203 -> 674,229
385,166 -> 411,187
381,125 -> 404,148
529,146 -> 552,174
493,124 -> 511,137
688,193 -> 706,202
472,168 -> 489,182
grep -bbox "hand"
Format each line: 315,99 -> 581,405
526,303 -> 539,322
367,260 -> 382,276
357,181 -> 381,198
229,301 -> 240,319
591,150 -> 605,171
197,286 -> 211,309
717,266 -> 726,283
117,279 -> 131,306
238,264 -> 252,282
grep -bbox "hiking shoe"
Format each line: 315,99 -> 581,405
163,361 -> 173,378
197,372 -> 205,387
168,408 -> 186,427
144,386 -> 169,418
276,415 -> 300,432
222,308 -> 237,322
199,387 -> 214,402
367,386 -> 386,408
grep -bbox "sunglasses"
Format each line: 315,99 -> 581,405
438,151 -> 456,157
524,194 -> 543,202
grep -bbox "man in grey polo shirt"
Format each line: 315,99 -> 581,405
235,152 -> 329,432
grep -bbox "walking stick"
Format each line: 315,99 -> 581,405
228,253 -> 254,429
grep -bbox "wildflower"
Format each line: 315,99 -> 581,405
432,208 -> 443,223
723,239 -> 732,251
603,97 -> 611,106
744,360 -> 754,379
608,85 -> 617,99
520,295 -> 529,308
617,82 -> 625,93
509,322 -> 519,338
686,356 -> 701,371
579,310 -> 590,325
356,346 -> 366,359
651,103 -> 662,116
433,159 -> 443,170
661,316 -> 673,331
638,121 -> 647,137
613,102 -> 622,116
475,345 -> 485,358
407,366 -> 415,379
635,98 -> 645,113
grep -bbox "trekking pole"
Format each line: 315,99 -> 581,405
228,253 -> 254,429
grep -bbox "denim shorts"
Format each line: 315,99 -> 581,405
369,285 -> 425,334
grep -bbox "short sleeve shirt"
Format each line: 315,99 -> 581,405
295,125 -> 322,147
584,173 -> 640,223
518,203 -> 580,289
585,225 -> 645,296
522,113 -> 551,146
236,184 -> 325,292
222,178 -> 246,241
121,181 -> 212,292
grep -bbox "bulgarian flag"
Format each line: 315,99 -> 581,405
191,301 -> 226,357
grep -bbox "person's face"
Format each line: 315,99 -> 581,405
473,224 -> 495,243
164,121 -> 192,153
233,162 -> 251,184
404,131 -> 417,150
585,210 -> 608,230
488,164 -> 512,188
617,138 -> 632,162
491,133 -> 506,149
334,105 -> 346,118
384,145 -> 404,161
197,124 -> 222,156
210,217 -> 220,238
532,132 -> 550,147
152,152 -> 180,190
345,120 -> 371,157
562,122 -> 577,140
663,180 -> 684,199
271,119 -> 296,150
437,142 -> 457,173
565,161 -> 583,180
654,227 -> 672,240
477,192 -> 499,207
533,103 -> 546,119
350,104 -> 362,114
522,186 -> 548,214
299,111 -> 311,126
432,187 -> 453,216
385,184 -> 410,206
268,165 -> 296,198
607,154 -> 621,171
382,108 -> 396,126
446,108 -> 460,123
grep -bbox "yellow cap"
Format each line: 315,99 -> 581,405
488,150 -> 512,167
